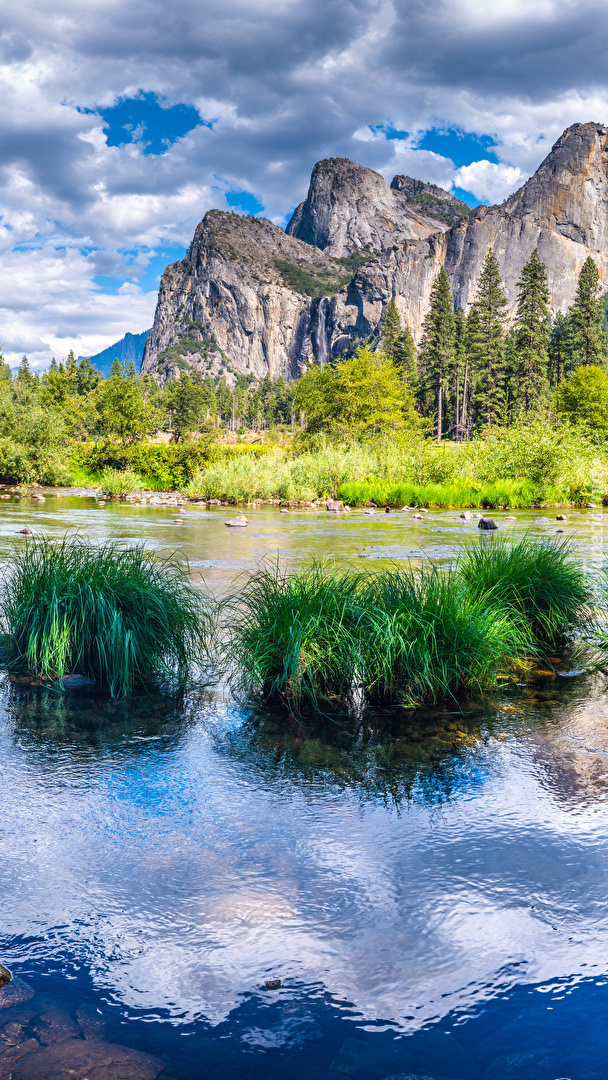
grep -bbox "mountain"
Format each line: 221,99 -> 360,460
79,329 -> 151,377
142,122 -> 608,383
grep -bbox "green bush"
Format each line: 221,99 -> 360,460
97,467 -> 145,497
2,537 -> 212,697
337,478 -> 542,508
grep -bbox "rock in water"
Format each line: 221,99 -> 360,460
556,514 -> 568,520
11,1039 -> 163,1080
0,963 -> 10,989
478,518 -> 499,530
326,499 -> 345,512
0,976 -> 34,1009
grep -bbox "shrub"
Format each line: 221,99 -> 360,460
458,536 -> 593,648
98,467 -> 145,497
1,537 -> 212,697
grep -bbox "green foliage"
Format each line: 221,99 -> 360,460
1,537 -> 212,697
225,559 -> 528,714
555,364 -> 608,440
511,249 -> 550,414
94,360 -> 157,443
548,311 -> 569,389
296,345 -> 412,439
358,566 -> 527,707
417,267 -> 455,439
337,477 -> 541,509
224,564 -> 368,713
566,256 -> 608,369
273,250 -> 374,298
98,467 -> 146,497
470,248 -> 509,427
459,536 -> 592,648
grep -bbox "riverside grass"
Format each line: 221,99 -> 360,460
459,536 -> 593,649
1,537 -> 211,697
225,539 -> 591,715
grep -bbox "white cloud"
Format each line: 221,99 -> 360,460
455,159 -> 526,203
1,0 -> 608,364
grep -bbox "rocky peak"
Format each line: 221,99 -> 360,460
285,157 -> 447,257
390,175 -> 471,229
503,122 -> 608,249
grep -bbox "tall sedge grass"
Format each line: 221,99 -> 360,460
357,566 -> 528,707
458,536 -> 593,648
337,478 -> 550,509
98,466 -> 145,497
223,564 -> 369,713
1,536 -> 212,696
224,539 -> 592,715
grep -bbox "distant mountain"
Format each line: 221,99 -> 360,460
79,329 -> 151,377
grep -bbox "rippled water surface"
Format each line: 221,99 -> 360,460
1,495 -> 608,1079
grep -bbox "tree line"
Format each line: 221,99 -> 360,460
383,250 -> 608,440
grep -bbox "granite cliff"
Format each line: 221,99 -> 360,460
142,122 -> 608,382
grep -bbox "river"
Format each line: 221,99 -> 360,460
0,494 -> 607,1079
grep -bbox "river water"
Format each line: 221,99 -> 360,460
1,495 -> 608,1079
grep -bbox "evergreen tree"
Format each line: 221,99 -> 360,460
566,256 -> 608,369
512,249 -> 550,414
380,297 -> 417,385
470,249 -> 509,427
417,268 -> 455,441
548,311 -> 569,389
453,307 -> 467,440
461,304 -> 480,437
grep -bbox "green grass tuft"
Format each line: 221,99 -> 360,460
98,467 -> 145,497
1,536 -> 212,697
357,565 -> 528,707
458,536 -> 593,648
337,478 -> 549,509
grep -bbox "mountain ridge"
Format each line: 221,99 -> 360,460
142,122 -> 608,383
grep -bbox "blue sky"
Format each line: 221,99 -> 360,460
1,0 -> 608,366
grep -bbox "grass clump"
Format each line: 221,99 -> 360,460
98,467 -> 145,497
338,478 -> 545,509
458,536 -> 592,648
224,564 -> 369,713
1,536 -> 211,697
225,561 -> 527,714
358,566 -> 527,707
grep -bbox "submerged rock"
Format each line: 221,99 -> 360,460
0,977 -> 34,1010
0,965 -> 10,990
12,1039 -> 163,1080
59,675 -> 96,689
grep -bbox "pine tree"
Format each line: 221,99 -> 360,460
380,297 -> 401,358
453,306 -> 467,439
548,311 -> 569,389
566,256 -> 608,369
511,249 -> 550,414
417,268 -> 455,441
470,249 -> 509,427
461,304 -> 480,437
380,297 -> 417,386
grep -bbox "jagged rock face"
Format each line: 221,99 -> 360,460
390,175 -> 471,229
285,157 -> 447,257
143,123 -> 608,381
141,211 -> 363,382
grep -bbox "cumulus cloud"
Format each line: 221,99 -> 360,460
455,160 -> 526,203
1,0 -> 608,364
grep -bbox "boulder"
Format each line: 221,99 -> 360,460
0,977 -> 34,1010
478,517 -> 498,530
459,511 -> 471,520
0,965 -> 10,990
11,1039 -> 163,1080
556,513 -> 568,520
326,500 -> 345,512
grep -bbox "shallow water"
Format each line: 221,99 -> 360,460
1,495 -> 608,1079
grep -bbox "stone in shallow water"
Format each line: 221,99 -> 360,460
30,1007 -> 79,1045
0,978 -> 34,1010
0,967 -> 10,991
59,674 -> 97,689
0,1038 -> 40,1078
12,1039 -> 163,1080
